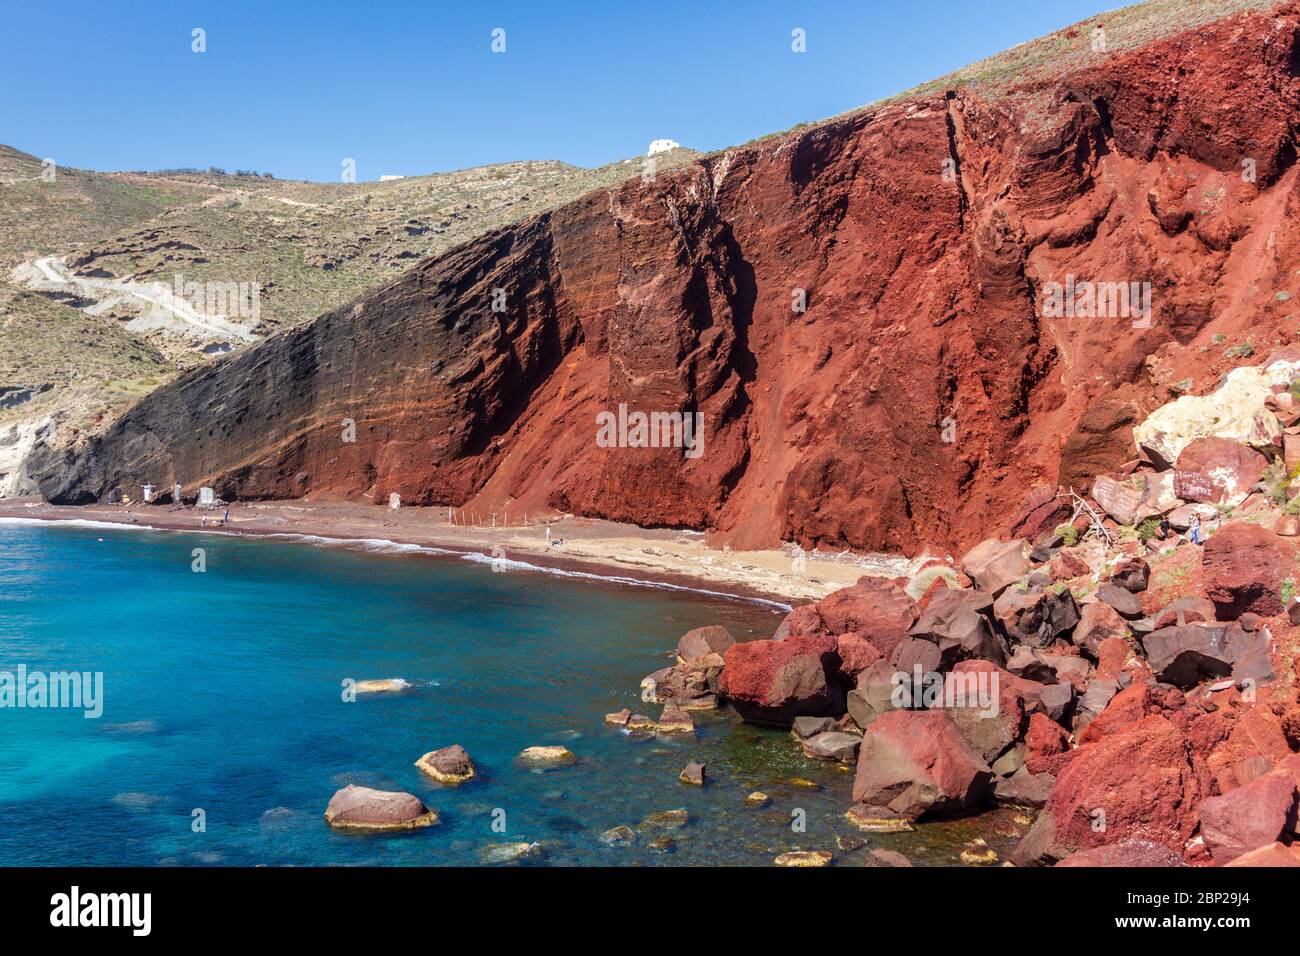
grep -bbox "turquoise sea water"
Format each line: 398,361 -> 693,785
0,520 -> 1013,866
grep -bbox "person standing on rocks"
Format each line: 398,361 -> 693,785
1189,512 -> 1203,545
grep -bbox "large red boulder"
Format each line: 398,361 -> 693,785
1223,842 -> 1300,866
835,634 -> 882,680
807,576 -> 918,659
1198,769 -> 1299,864
719,634 -> 842,727
677,625 -> 735,663
908,587 -> 1004,666
992,587 -> 1079,648
1173,437 -> 1269,505
1077,683 -> 1152,746
1202,523 -> 1293,619
947,660 -> 1034,763
771,604 -> 827,641
851,709 -> 993,820
1072,601 -> 1130,657
1008,485 -> 1070,542
1012,715 -> 1198,865
1025,712 -> 1071,774
960,538 -> 1031,595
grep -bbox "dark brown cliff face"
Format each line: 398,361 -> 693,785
31,5 -> 1300,556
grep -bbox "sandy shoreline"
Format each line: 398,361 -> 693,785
0,498 -> 926,604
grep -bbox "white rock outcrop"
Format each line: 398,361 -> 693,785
1132,359 -> 1300,465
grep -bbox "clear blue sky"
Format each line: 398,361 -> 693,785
1,0 -> 1119,181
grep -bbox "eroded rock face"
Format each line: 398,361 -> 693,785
32,6 -> 1300,555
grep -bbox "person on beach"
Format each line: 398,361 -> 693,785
1188,513 -> 1203,545
223,506 -> 230,525
201,515 -> 207,527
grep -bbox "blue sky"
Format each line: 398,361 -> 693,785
1,0 -> 1118,181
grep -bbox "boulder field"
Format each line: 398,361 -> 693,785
656,361 -> 1300,864
28,4 -> 1300,559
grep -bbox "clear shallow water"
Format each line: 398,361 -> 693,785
0,523 -> 1017,866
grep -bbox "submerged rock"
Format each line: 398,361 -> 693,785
641,808 -> 689,829
774,850 -> 832,867
801,731 -> 861,763
599,825 -> 637,846
518,746 -> 576,767
656,703 -> 695,735
679,761 -> 707,786
480,842 -> 544,865
959,838 -> 998,865
866,848 -> 913,867
745,791 -> 771,807
844,804 -> 914,833
323,785 -> 439,832
352,678 -> 412,695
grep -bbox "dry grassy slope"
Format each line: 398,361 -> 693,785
0,145 -> 220,270
0,286 -> 173,431
61,150 -> 699,337
0,144 -> 697,454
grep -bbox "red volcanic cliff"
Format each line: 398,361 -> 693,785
31,4 -> 1300,555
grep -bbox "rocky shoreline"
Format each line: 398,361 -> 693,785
629,352 -> 1300,866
